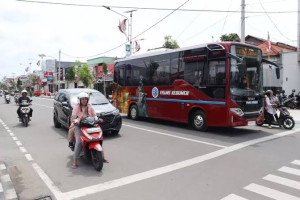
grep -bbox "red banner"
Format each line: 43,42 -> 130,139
44,72 -> 53,77
97,64 -> 114,77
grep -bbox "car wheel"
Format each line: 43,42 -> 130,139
53,113 -> 61,128
190,110 -> 207,131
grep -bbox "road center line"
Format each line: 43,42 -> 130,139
64,128 -> 300,200
123,123 -> 226,148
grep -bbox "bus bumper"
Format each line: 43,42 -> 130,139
229,111 -> 264,127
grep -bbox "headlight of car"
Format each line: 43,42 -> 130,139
112,109 -> 120,115
230,108 -> 244,116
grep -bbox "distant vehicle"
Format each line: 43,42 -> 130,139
33,90 -> 51,96
53,89 -> 122,134
113,42 -> 280,131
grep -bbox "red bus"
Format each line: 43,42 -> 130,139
112,42 -> 279,131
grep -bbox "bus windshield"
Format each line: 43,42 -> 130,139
230,45 -> 263,96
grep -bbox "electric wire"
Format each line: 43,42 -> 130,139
258,0 -> 294,41
220,0 -> 233,35
60,0 -> 190,59
15,0 -> 297,13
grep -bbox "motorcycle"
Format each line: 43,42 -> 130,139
14,94 -> 20,105
70,117 -> 104,171
257,104 -> 295,129
19,101 -> 32,127
5,95 -> 10,104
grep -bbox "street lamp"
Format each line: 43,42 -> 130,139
103,6 -> 136,55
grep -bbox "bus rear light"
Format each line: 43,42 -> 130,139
230,108 -> 244,116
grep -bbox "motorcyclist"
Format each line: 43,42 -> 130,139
265,90 -> 279,128
17,90 -> 33,121
70,92 -> 108,169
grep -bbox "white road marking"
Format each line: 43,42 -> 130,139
279,166 -> 300,176
19,147 -> 27,153
291,160 -> 300,166
1,174 -> 11,183
9,132 -> 14,137
64,128 -> 300,200
4,127 -> 9,130
7,130 -> 12,133
32,163 -> 67,200
5,188 -> 17,199
221,194 -> 248,200
0,183 -> 3,192
25,154 -> 33,161
12,137 -> 18,141
123,123 -> 227,148
263,174 -> 300,190
244,183 -> 300,200
15,141 -> 22,146
0,164 -> 6,170
33,103 -> 53,109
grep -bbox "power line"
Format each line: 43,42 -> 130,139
16,0 -> 297,13
258,0 -> 294,41
60,0 -> 190,59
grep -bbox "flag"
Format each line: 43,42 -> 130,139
118,19 -> 127,34
25,67 -> 29,72
135,41 -> 141,52
36,60 -> 40,66
267,32 -> 271,52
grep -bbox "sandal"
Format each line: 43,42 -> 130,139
103,158 -> 109,163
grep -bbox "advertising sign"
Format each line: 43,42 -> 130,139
19,75 -> 29,82
47,76 -> 54,81
45,60 -> 56,72
97,64 -> 114,77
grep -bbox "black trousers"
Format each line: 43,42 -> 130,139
266,112 -> 279,126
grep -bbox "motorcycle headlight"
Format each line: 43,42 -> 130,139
230,108 -> 244,116
112,109 -> 120,115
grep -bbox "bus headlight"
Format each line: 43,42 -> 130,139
230,108 -> 244,116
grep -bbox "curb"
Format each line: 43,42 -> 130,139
0,163 -> 18,200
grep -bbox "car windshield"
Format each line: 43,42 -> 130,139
70,92 -> 109,108
230,45 -> 263,97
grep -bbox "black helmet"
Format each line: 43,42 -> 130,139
292,89 -> 295,92
266,90 -> 273,96
282,90 -> 285,94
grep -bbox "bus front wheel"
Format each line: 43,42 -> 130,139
129,105 -> 139,120
190,110 -> 207,131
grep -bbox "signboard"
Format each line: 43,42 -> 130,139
125,44 -> 130,56
47,76 -> 53,81
19,75 -> 29,82
97,64 -> 114,77
44,72 -> 53,77
45,60 -> 56,72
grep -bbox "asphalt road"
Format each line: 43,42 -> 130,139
1,97 -> 300,200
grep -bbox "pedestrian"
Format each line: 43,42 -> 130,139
70,92 -> 108,169
265,90 -> 278,129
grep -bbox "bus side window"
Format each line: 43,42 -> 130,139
115,65 -> 125,86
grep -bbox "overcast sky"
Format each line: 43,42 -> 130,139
0,0 -> 297,79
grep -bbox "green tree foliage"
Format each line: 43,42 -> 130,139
29,74 -> 37,85
0,82 -> 7,90
65,67 -> 76,81
163,35 -> 180,49
77,63 -> 93,88
16,78 -> 22,91
220,33 -> 241,42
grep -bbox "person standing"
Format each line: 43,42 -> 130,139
265,90 -> 277,129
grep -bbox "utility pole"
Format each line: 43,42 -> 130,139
125,10 -> 137,55
29,62 -> 32,74
58,49 -> 61,91
298,0 -> 300,62
241,0 -> 246,43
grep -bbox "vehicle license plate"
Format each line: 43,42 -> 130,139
248,121 -> 256,126
87,127 -> 101,133
246,101 -> 258,104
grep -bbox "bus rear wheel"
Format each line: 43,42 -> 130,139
190,110 -> 207,131
129,105 -> 139,120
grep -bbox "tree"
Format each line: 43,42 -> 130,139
77,63 -> 93,88
29,74 -> 37,85
16,78 -> 22,91
65,66 -> 76,88
163,35 -> 180,49
220,33 -> 241,42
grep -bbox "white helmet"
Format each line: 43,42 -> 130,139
21,90 -> 28,95
78,92 -> 89,101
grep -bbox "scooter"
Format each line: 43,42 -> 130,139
70,117 -> 104,171
19,101 -> 32,127
5,95 -> 10,104
14,94 -> 20,105
257,104 -> 295,129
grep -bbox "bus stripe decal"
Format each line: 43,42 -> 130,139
130,97 -> 226,105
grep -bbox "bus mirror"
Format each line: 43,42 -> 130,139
275,68 -> 280,79
237,63 -> 245,77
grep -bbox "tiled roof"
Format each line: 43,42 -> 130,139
256,41 -> 297,57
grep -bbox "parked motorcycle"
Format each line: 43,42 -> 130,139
70,117 -> 104,171
5,95 -> 10,104
257,104 -> 295,129
19,102 -> 32,127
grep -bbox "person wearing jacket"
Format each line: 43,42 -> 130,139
70,92 -> 108,169
17,90 -> 33,120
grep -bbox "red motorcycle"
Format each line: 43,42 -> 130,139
71,117 -> 104,171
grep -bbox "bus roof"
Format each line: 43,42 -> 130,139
116,42 -> 258,63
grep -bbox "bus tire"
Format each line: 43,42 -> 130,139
129,105 -> 139,120
190,110 -> 207,131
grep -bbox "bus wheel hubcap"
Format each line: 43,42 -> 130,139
194,115 -> 203,127
131,108 -> 136,118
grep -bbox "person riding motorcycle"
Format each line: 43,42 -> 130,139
17,90 -> 33,121
265,90 -> 279,129
70,92 -> 108,169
